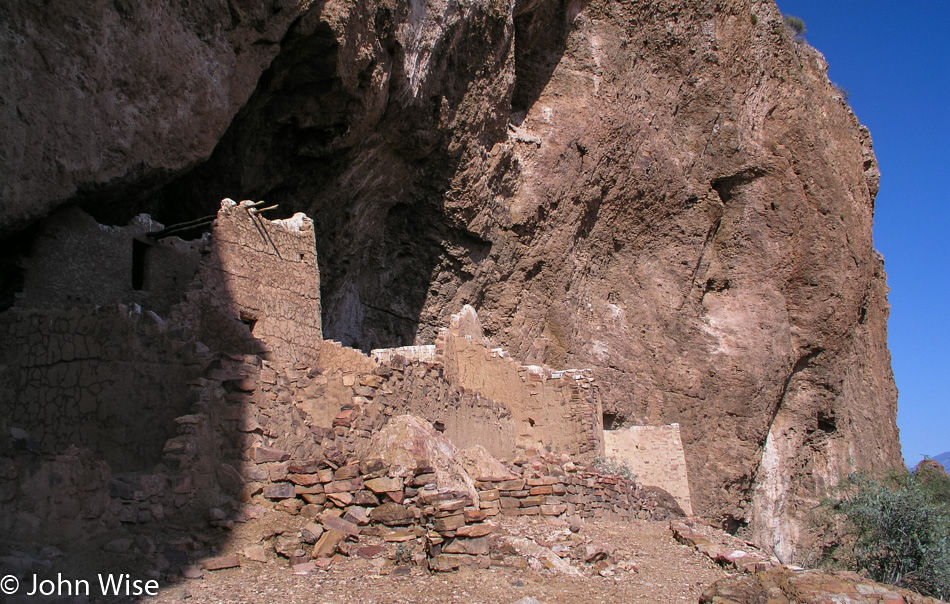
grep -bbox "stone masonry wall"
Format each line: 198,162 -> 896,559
247,320 -> 604,464
18,207 -> 203,315
158,351 -> 657,529
0,347 -> 682,578
438,307 -> 604,459
156,352 -> 681,572
174,200 -> 322,366
374,355 -> 518,458
301,333 -> 602,462
604,424 -> 693,516
0,305 -> 210,470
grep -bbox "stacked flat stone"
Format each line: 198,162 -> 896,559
478,462 -> 676,522
670,520 -> 773,574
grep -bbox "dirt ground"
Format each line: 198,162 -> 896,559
144,518 -> 733,604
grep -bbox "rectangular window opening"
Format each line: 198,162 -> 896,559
132,239 -> 149,290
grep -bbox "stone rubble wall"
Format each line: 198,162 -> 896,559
0,305 -> 210,470
0,347 -> 681,578
604,424 -> 693,516
318,340 -> 379,375
370,354 -> 519,459
160,351 -> 683,571
280,317 -> 605,463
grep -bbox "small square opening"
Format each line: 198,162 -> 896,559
239,311 -> 259,335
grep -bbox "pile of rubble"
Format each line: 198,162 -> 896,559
192,415 -> 683,576
670,520 -> 774,574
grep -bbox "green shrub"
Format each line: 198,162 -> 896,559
783,14 -> 807,37
750,14 -> 758,26
822,473 -> 950,599
916,461 -> 950,508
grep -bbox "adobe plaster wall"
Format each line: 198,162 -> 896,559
604,423 -> 693,516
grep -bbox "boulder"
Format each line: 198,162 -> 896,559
461,445 -> 517,482
366,415 -> 478,506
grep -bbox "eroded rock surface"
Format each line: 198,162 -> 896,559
0,0 -> 902,559
0,0 -> 305,234
701,566 -> 943,604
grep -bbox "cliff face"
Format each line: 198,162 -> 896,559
0,0 -> 305,236
0,0 -> 902,559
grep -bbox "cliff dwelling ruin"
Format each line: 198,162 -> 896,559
0,200 -> 694,562
0,0 -> 906,592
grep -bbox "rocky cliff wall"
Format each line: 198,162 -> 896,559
0,0 -> 902,559
0,0 -> 305,236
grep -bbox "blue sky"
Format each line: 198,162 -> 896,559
775,1 -> 950,466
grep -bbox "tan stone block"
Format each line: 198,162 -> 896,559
495,478 -> 526,491
443,536 -> 489,555
326,492 -> 354,506
520,495 -> 543,507
428,554 -> 460,572
364,477 -> 402,493
325,478 -> 364,493
540,504 -> 567,516
463,509 -> 488,522
359,374 -> 383,388
352,490 -> 380,506
268,463 -> 289,482
289,473 -> 323,486
432,513 -> 465,532
519,506 -> 541,515
333,463 -> 361,480
262,483 -> 294,499
251,446 -> 290,463
311,530 -> 346,558
370,502 -> 415,526
343,506 -> 371,526
200,555 -> 240,571
381,529 -> 415,542
434,499 -> 467,513
456,523 -> 494,538
294,484 -> 325,495
322,514 -> 361,536
479,489 -> 500,501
